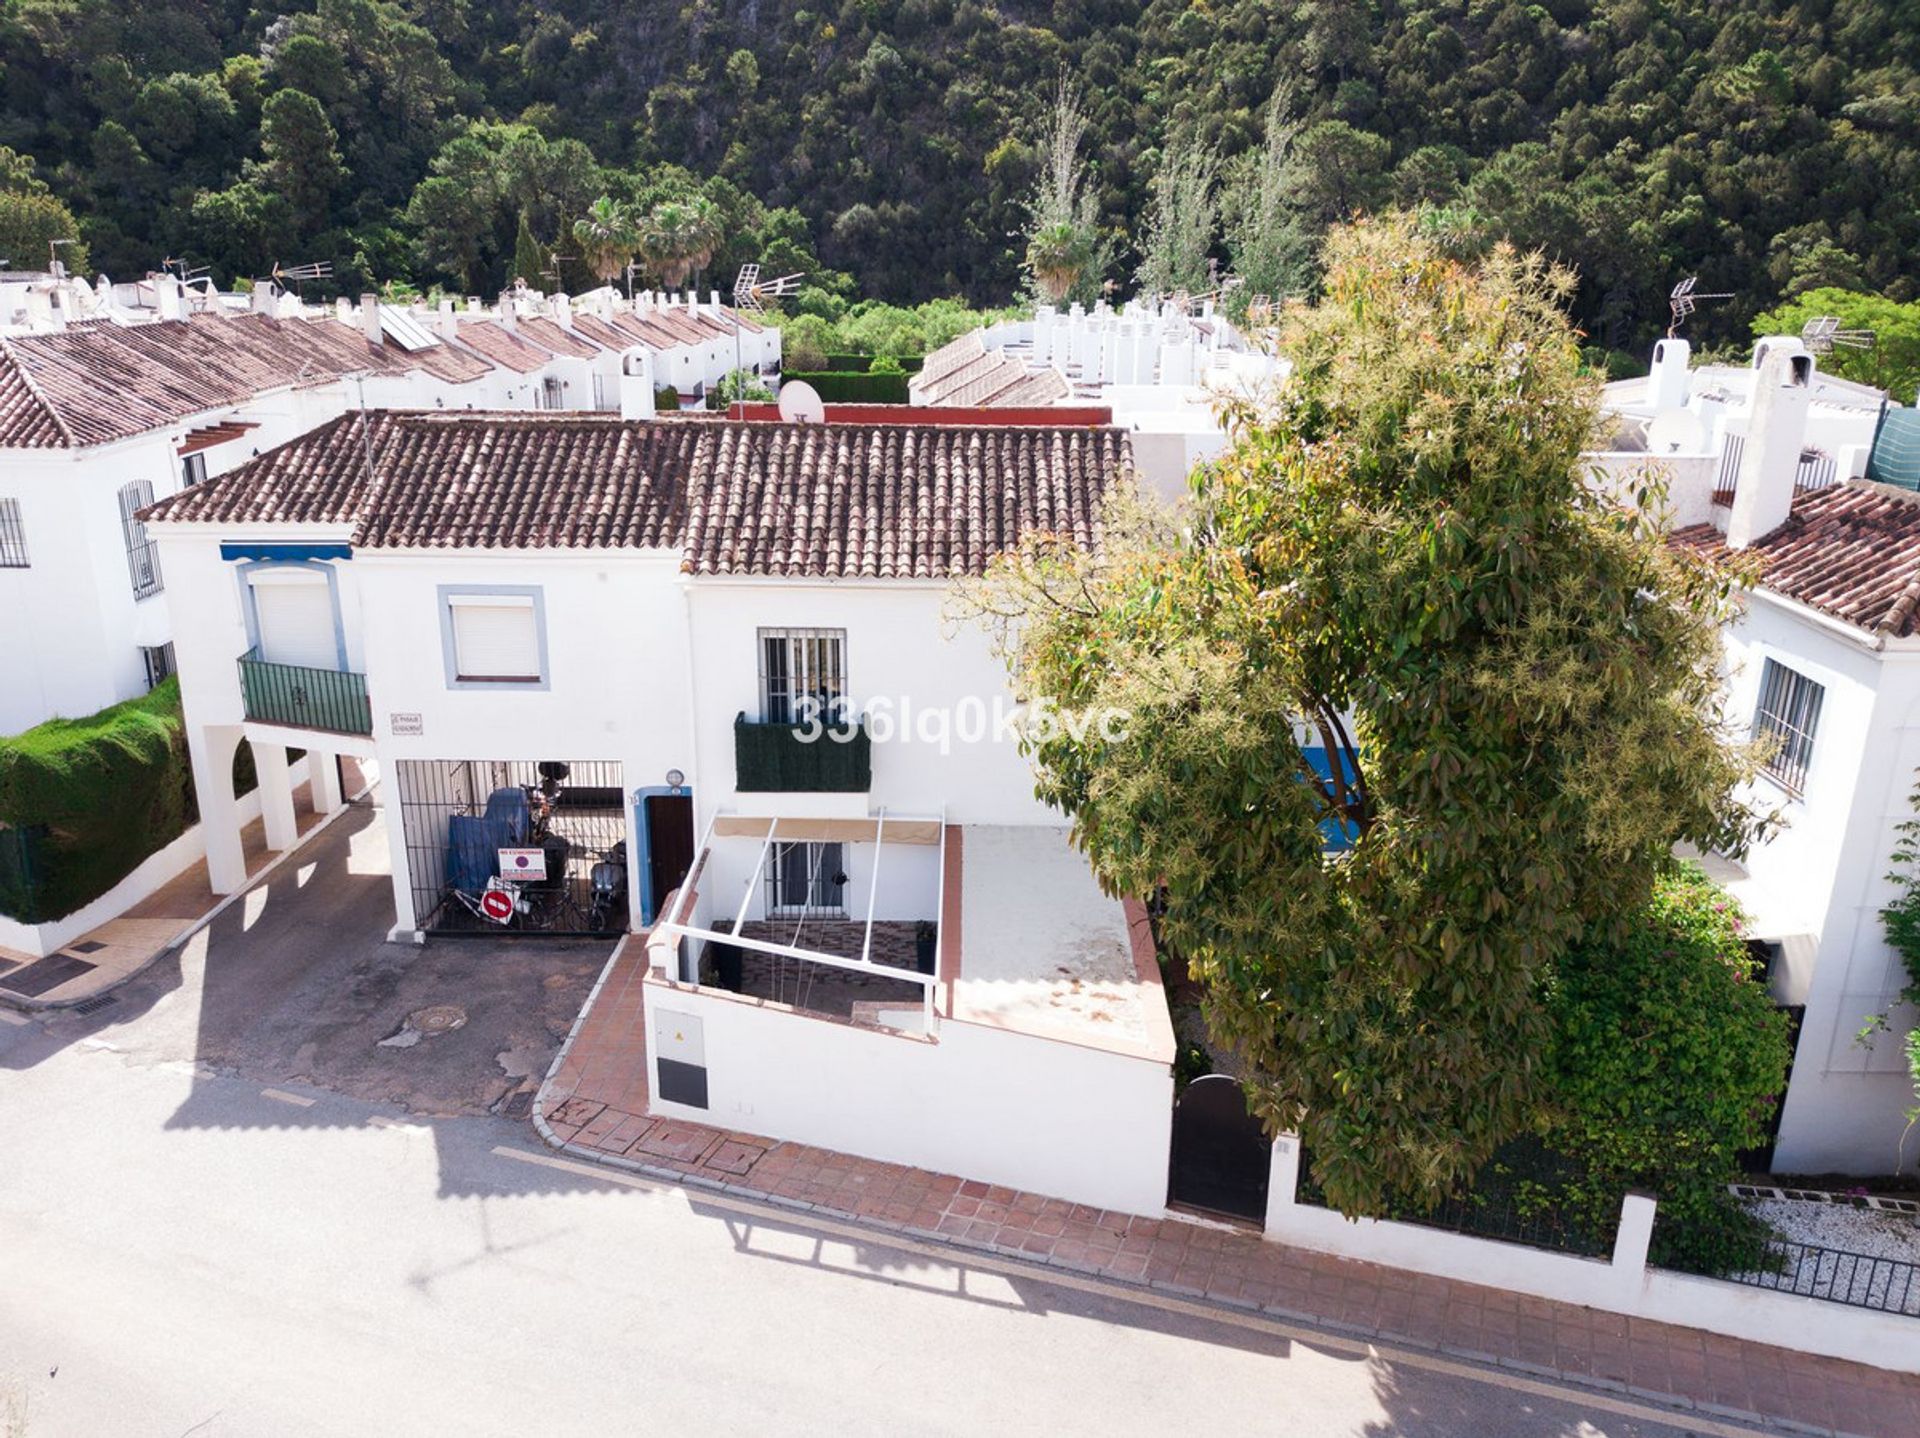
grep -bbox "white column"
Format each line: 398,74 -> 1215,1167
253,741 -> 300,852
1611,1191 -> 1657,1287
311,749 -> 345,816
380,780 -> 421,941
189,724 -> 247,895
1263,1133 -> 1303,1238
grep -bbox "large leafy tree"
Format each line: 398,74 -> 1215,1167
572,194 -> 639,287
966,215 -> 1757,1214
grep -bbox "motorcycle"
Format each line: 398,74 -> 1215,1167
588,839 -> 628,932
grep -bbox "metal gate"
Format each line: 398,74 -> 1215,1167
1167,1074 -> 1270,1222
393,759 -> 627,936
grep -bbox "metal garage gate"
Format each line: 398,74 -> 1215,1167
393,759 -> 628,936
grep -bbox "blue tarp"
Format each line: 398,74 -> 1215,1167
1301,745 -> 1361,852
446,788 -> 531,892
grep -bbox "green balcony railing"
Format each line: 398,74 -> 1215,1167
238,647 -> 373,736
735,711 -> 872,792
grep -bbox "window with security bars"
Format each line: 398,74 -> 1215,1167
0,498 -> 26,567
767,841 -> 846,918
141,642 -> 176,690
117,480 -> 163,599
759,628 -> 847,725
1752,658 -> 1824,796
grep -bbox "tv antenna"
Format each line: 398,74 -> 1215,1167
271,259 -> 334,297
541,250 -> 576,290
1667,276 -> 1734,337
731,263 -> 804,313
1801,316 -> 1876,354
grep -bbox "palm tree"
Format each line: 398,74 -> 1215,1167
640,198 -> 725,290
1027,221 -> 1093,304
572,195 -> 639,288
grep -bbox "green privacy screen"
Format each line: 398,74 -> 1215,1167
1865,405 -> 1920,491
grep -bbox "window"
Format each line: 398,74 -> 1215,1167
117,480 -> 162,598
441,588 -> 546,688
1753,658 -> 1824,796
759,627 -> 846,725
141,642 -> 176,689
767,841 -> 846,918
0,498 -> 26,567
181,452 -> 207,487
542,376 -> 564,410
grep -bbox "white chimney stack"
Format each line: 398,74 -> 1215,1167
497,290 -> 517,333
550,293 -> 573,329
335,296 -> 353,325
619,347 -> 658,421
436,298 -> 458,341
155,274 -> 188,322
1725,341 -> 1814,550
359,293 -> 382,345
1647,337 -> 1691,410
251,281 -> 277,316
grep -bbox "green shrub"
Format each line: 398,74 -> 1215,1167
0,679 -> 195,922
779,370 -> 910,404
1542,865 -> 1792,1271
654,384 -> 682,412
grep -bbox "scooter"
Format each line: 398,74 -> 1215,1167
588,840 -> 628,932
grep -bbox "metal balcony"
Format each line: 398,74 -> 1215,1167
238,647 -> 373,736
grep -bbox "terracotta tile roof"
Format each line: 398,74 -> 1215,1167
570,314 -> 633,351
141,410 -> 1126,577
911,346 -> 1070,408
401,338 -> 493,384
0,312 -> 456,449
517,316 -> 600,358
449,320 -> 552,374
1670,481 -> 1920,637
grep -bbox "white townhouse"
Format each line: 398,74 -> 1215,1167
140,410 -> 1175,1214
1600,339 -> 1920,1177
911,301 -> 1288,500
0,271 -> 781,738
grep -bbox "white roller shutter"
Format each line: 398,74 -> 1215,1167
449,595 -> 540,681
251,572 -> 338,670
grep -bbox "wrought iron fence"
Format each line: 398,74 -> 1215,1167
237,648 -> 372,736
1724,1236 -> 1920,1317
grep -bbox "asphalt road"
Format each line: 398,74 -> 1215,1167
0,799 -> 1758,1437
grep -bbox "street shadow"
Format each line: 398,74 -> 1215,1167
3,795 -> 620,1200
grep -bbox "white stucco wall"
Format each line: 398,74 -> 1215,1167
684,579 -> 1058,830
645,976 -> 1173,1215
1719,595 -> 1920,1175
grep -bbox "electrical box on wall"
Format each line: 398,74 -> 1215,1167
654,1008 -> 708,1108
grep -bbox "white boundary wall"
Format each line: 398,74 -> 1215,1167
0,756 -> 305,959
1265,1136 -> 1920,1375
645,976 -> 1173,1216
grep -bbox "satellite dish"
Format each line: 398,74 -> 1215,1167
1647,407 -> 1706,455
777,381 -> 826,425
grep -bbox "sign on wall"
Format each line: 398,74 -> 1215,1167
389,711 -> 424,736
498,847 -> 547,882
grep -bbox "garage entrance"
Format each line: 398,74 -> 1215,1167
393,759 -> 628,936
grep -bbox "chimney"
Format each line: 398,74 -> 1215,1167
1725,342 -> 1814,550
335,296 -> 353,325
22,285 -> 56,331
619,347 -> 657,421
436,298 -> 458,341
250,281 -> 277,316
154,273 -> 188,322
1647,337 -> 1691,410
686,291 -> 698,316
550,293 -> 574,329
497,291 -> 517,333
359,293 -> 382,346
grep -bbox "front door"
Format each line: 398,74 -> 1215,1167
1168,1074 -> 1271,1221
645,793 -> 695,920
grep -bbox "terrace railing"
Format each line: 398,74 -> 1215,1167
734,711 -> 872,792
1720,1236 -> 1920,1317
238,647 -> 373,737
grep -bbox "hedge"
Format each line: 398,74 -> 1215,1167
823,354 -> 925,374
0,679 -> 263,923
779,370 -> 912,404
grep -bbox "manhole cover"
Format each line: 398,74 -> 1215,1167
408,1005 -> 467,1035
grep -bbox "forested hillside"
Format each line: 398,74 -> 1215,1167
2,0 -> 1917,352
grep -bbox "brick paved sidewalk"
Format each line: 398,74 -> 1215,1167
537,940 -> 1920,1438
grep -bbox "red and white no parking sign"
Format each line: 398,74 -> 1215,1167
479,888 -> 515,923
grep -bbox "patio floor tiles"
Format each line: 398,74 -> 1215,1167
632,1121 -> 721,1164
597,1115 -> 655,1154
